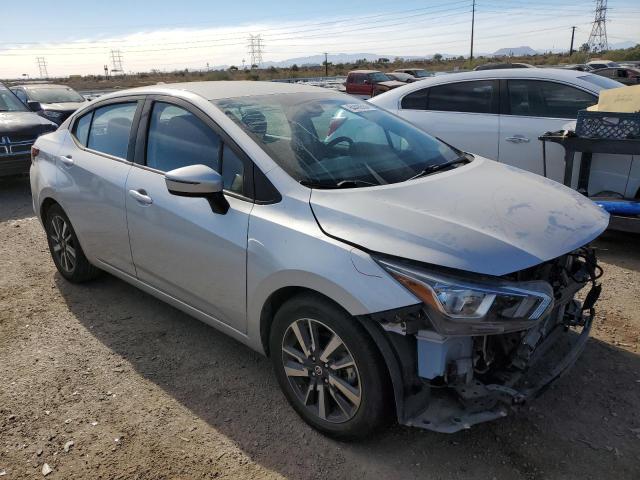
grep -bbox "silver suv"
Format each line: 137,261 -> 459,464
31,81 -> 608,438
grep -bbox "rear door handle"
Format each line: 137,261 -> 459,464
60,154 -> 74,166
505,136 -> 530,144
128,189 -> 153,205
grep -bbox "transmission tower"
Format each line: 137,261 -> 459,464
110,50 -> 125,75
247,35 -> 264,68
36,57 -> 49,78
587,0 -> 609,53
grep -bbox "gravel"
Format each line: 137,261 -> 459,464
1,176 -> 639,479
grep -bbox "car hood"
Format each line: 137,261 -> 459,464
377,80 -> 406,89
0,111 -> 57,135
41,101 -> 86,112
309,157 -> 609,276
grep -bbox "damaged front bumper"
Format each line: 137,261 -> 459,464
408,309 -> 593,433
362,247 -> 602,433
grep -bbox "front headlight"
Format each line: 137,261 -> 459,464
376,257 -> 554,336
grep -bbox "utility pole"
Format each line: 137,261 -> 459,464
103,64 -> 109,78
587,0 -> 609,53
569,26 -> 576,56
110,50 -> 124,75
36,57 -> 48,78
324,52 -> 328,77
469,0 -> 476,62
247,35 -> 264,69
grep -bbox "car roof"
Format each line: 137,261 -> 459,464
348,70 -> 381,74
106,80 -> 341,101
13,83 -> 75,90
397,67 -> 596,82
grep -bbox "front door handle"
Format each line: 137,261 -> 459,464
128,189 -> 153,205
505,135 -> 530,144
60,154 -> 74,166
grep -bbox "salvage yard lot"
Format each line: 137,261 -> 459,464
1,176 -> 639,480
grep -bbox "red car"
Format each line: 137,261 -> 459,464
344,70 -> 405,97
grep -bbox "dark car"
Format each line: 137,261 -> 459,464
393,68 -> 434,78
386,72 -> 418,83
592,67 -> 640,86
0,83 -> 57,177
344,70 -> 405,97
10,84 -> 87,125
474,62 -> 535,71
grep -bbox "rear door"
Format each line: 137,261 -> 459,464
125,97 -> 253,332
397,80 -> 500,159
498,79 -> 598,180
55,98 -> 143,276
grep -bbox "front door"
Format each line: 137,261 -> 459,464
125,99 -> 252,332
498,79 -> 598,181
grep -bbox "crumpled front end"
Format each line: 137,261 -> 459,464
366,247 -> 602,433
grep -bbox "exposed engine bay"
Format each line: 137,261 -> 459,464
367,247 -> 603,433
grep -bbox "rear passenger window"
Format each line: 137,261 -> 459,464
426,81 -> 495,113
507,80 -> 596,119
401,88 -> 429,110
73,112 -> 93,146
87,103 -> 138,159
146,102 -> 220,172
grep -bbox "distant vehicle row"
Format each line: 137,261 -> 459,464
344,69 -> 434,97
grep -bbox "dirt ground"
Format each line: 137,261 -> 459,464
1,175 -> 639,480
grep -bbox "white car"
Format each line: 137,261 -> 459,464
369,69 -> 631,188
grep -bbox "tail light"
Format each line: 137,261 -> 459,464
31,146 -> 40,163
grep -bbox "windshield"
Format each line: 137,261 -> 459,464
27,87 -> 85,103
413,70 -> 432,78
0,85 -> 28,112
369,72 -> 391,82
577,74 -> 624,90
215,93 -> 461,188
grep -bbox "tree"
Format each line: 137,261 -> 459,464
580,43 -> 590,53
291,64 -> 299,71
378,57 -> 390,63
228,65 -> 239,71
433,53 -> 443,62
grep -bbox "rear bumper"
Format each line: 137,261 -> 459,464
0,155 -> 31,177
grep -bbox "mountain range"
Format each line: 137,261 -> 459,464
253,41 -> 637,68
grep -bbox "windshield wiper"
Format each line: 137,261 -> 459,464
407,154 -> 472,181
300,179 -> 377,189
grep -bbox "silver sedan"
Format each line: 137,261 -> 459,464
31,81 -> 607,438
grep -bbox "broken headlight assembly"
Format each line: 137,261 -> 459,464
375,257 -> 554,336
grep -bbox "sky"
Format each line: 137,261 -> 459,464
0,0 -> 638,78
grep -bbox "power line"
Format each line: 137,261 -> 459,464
587,0 -> 609,52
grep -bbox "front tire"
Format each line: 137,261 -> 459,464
45,204 -> 100,283
270,293 -> 391,439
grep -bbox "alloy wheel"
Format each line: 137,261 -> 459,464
281,318 -> 362,423
49,215 -> 76,273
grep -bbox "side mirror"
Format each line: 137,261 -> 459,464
27,100 -> 42,112
165,164 -> 229,214
363,79 -> 370,85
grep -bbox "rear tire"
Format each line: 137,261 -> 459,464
45,204 -> 100,283
270,293 -> 392,440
